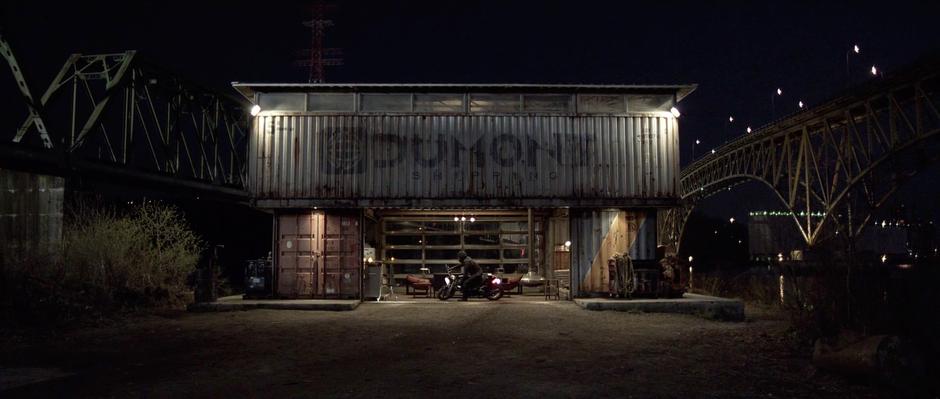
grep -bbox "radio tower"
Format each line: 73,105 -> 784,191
299,1 -> 343,83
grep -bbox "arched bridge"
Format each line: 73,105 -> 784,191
662,55 -> 940,251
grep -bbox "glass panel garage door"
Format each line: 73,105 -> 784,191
381,213 -> 543,278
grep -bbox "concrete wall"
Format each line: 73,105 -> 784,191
0,168 -> 65,265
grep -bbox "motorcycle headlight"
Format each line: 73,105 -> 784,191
493,278 -> 502,285
444,277 -> 451,284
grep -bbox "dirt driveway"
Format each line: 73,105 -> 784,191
1,301 -> 885,398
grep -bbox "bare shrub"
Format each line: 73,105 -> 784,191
1,201 -> 201,328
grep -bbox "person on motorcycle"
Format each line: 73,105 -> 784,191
457,250 -> 482,301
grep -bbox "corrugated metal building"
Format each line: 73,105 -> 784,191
233,83 -> 695,298
0,169 -> 65,267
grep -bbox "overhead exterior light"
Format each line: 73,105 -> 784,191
688,256 -> 693,263
746,127 -> 752,134
729,217 -> 735,223
798,100 -> 804,109
871,65 -> 878,75
711,149 -> 716,154
469,217 -> 475,223
250,104 -> 261,116
564,240 -> 571,248
776,88 -> 783,96
728,116 -> 734,123
454,217 -> 459,222
670,106 -> 681,118
695,139 -> 701,145
853,44 -> 860,54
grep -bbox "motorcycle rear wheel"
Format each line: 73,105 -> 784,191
485,287 -> 503,301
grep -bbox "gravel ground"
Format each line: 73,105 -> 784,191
1,301 -> 889,398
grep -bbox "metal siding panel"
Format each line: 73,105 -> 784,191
248,114 -> 678,204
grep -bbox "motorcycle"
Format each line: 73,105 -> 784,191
437,265 -> 504,301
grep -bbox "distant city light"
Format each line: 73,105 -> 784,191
454,217 -> 459,222
469,217 -> 475,223
853,44 -> 860,54
749,210 -> 825,217
881,254 -> 887,263
729,217 -> 736,223
871,65 -> 878,75
776,88 -> 783,96
688,256 -> 694,263
460,216 -> 466,221
728,116 -> 734,123
250,104 -> 261,116
711,149 -> 716,154
695,139 -> 701,145
798,100 -> 804,109
670,106 -> 681,118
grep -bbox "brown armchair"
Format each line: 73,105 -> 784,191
405,274 -> 433,298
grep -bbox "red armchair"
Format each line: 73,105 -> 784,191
405,274 -> 432,298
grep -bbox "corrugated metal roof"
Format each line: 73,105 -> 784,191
232,82 -> 697,102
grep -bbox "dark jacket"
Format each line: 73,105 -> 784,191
461,256 -> 482,278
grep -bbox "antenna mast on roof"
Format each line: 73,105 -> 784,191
297,1 -> 343,83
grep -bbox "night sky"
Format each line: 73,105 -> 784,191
3,0 -> 939,222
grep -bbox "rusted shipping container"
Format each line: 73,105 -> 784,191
250,114 -> 678,207
276,211 -> 361,298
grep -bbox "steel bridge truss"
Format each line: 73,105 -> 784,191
4,41 -> 249,195
662,56 -> 940,252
